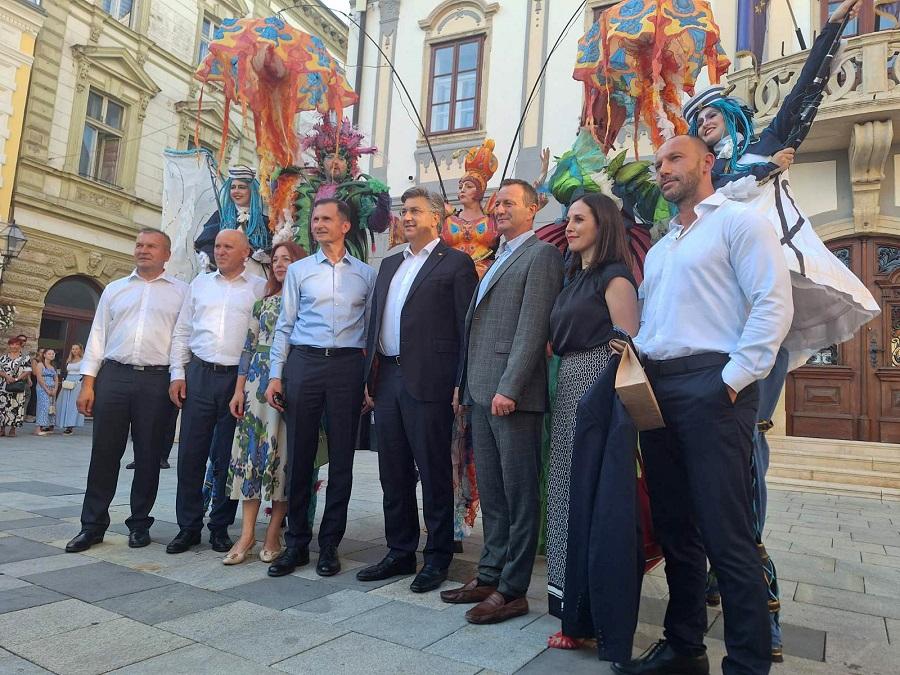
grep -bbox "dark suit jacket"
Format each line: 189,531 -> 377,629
365,240 -> 477,403
459,235 -> 564,412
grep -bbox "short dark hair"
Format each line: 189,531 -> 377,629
499,178 -> 539,207
138,227 -> 171,249
566,193 -> 632,279
400,187 -> 445,217
313,198 -> 353,224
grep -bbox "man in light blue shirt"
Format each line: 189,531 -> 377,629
266,198 -> 375,579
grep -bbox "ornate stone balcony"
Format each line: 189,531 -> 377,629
728,29 -> 900,153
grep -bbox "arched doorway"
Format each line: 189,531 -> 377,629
786,235 -> 900,443
39,276 -> 102,363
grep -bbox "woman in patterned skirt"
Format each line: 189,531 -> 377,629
546,193 -> 639,648
224,241 -> 310,565
34,349 -> 58,436
0,336 -> 31,437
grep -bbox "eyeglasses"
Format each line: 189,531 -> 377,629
399,207 -> 429,217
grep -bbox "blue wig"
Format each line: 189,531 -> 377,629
219,177 -> 268,251
688,98 -> 764,175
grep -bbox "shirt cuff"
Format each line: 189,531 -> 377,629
80,362 -> 99,378
721,360 -> 755,395
269,362 -> 283,380
170,367 -> 185,382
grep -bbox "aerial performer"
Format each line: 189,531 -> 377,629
194,165 -> 270,277
270,115 -> 392,263
681,0 -> 879,662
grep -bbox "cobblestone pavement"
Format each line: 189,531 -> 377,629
0,424 -> 898,674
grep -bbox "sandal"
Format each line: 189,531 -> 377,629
548,631 -> 584,650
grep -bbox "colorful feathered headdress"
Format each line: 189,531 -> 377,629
460,139 -> 498,197
301,115 -> 377,176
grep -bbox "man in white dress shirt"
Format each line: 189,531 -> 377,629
614,136 -> 793,675
166,229 -> 266,554
66,228 -> 188,553
355,188 -> 477,593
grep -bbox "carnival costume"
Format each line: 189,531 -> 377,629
194,165 -> 270,278
271,116 -> 391,264
684,13 -> 880,661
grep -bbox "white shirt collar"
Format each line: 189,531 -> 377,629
403,238 -> 440,259
212,267 -> 251,283
499,228 -> 534,254
129,269 -> 176,284
670,192 -> 728,233
314,248 -> 351,265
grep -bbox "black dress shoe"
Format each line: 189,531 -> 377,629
128,529 -> 151,548
160,460 -> 170,469
356,554 -> 417,582
209,531 -> 233,553
267,547 -> 310,577
166,529 -> 201,554
316,543 -> 341,577
410,564 -> 448,593
65,530 -> 104,553
612,640 -> 710,675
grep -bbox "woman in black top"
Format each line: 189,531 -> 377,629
545,193 -> 639,646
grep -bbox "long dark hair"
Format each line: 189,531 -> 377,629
566,193 -> 632,279
265,241 -> 307,298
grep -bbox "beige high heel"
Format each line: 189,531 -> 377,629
222,544 -> 256,566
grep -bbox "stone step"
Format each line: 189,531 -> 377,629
769,462 -> 900,490
769,449 -> 900,475
768,435 -> 898,460
767,476 -> 900,501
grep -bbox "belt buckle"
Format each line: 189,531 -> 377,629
394,356 -> 401,366
324,348 -> 332,357
133,365 -> 146,371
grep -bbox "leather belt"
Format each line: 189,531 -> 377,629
106,360 -> 168,372
643,352 -> 729,378
191,356 -> 238,373
292,345 -> 362,357
378,353 -> 401,366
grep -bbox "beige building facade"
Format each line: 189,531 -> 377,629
4,0 -> 347,353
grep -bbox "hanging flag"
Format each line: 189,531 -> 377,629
736,0 -> 770,66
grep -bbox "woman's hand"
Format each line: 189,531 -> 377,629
830,0 -> 862,23
772,147 -> 796,172
229,390 -> 245,419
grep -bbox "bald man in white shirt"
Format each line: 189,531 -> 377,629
66,228 -> 188,553
615,136 -> 793,675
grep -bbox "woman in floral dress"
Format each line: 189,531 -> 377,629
0,337 -> 31,437
224,241 -> 314,565
34,349 -> 58,436
56,344 -> 85,434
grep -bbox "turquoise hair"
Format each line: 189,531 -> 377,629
688,98 -> 767,175
219,177 -> 268,251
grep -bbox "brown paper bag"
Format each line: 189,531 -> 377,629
610,339 -> 665,431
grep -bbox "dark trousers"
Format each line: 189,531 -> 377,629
374,359 -> 454,568
640,360 -> 770,675
469,404 -> 543,597
175,358 -> 238,534
283,348 -> 364,550
162,405 -> 179,463
80,362 -> 174,533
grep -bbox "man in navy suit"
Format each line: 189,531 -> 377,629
357,187 -> 477,593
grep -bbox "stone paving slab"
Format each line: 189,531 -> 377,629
157,600 -> 347,666
517,645 -> 613,674
0,599 -> 119,647
109,644 -> 272,674
7,616 -> 191,675
0,516 -> 60,530
284,588 -> 392,624
0,576 -> 30,592
339,599 -> 468,649
271,632 -> 480,675
0,482 -> 84,496
22,561 -> 174,602
0,585 -> 68,614
795,582 -> 900,619
221,575 -> 337,610
0,650 -> 54,674
706,613 -> 826,661
9,521 -> 83,544
150,557 -> 273,591
96,582 -> 233,625
0,536 -> 66,565
425,622 -> 548,673
28,506 -> 84,519
109,520 -> 183,542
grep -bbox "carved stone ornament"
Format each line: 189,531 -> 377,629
87,251 -> 103,276
848,119 -> 893,231
138,93 -> 151,121
380,0 -> 401,24
76,60 -> 91,93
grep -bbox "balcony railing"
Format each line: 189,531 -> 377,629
728,29 -> 900,127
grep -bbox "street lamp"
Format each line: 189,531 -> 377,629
0,220 -> 28,292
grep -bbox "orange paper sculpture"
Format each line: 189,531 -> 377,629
195,16 -> 358,191
574,0 -> 730,152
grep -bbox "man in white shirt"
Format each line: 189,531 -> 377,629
356,188 -> 477,593
66,228 -> 188,553
166,229 -> 266,554
615,136 -> 793,675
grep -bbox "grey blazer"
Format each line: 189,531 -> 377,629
459,235 -> 564,412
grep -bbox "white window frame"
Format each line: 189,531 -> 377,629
79,89 -> 126,186
102,0 -> 136,28
197,15 -> 220,64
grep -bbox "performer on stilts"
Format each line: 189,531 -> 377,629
682,0 -> 879,661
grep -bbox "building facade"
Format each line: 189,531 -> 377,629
349,0 -> 899,454
3,0 -> 347,356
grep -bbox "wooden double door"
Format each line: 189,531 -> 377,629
787,236 -> 900,443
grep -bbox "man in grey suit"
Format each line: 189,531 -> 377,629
440,178 -> 564,624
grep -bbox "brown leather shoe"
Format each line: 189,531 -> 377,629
465,591 -> 529,624
439,578 -> 497,604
